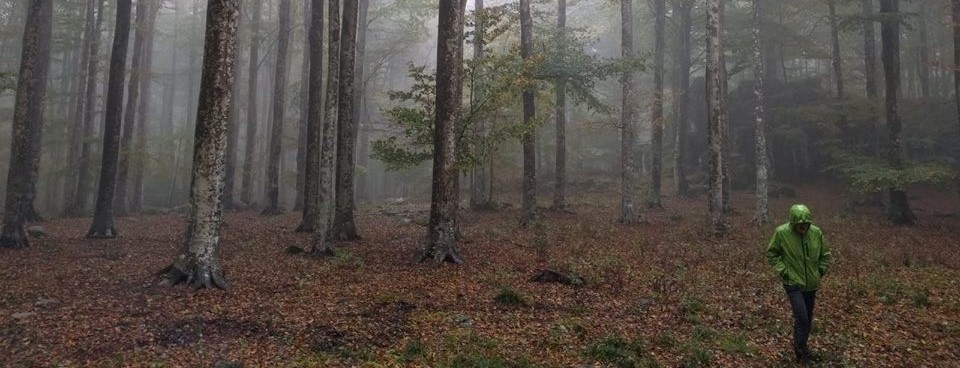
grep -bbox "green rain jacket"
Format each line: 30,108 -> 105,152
765,204 -> 832,291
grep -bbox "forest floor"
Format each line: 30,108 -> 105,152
1,184 -> 959,367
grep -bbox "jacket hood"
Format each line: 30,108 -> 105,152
789,204 -> 813,225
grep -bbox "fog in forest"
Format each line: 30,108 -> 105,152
0,0 -> 955,217
1,0 -> 959,366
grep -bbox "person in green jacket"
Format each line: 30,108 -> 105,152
766,204 -> 832,363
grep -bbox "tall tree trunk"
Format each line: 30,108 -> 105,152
416,0 -> 467,264
917,2 -> 930,99
954,0 -> 960,148
673,0 -> 692,198
298,0 -> 324,232
880,0 -> 915,225
161,0 -> 240,290
719,0 -> 731,215
262,0 -> 292,216
470,0 -> 491,210
295,0 -> 311,212
752,0 -> 768,225
551,0 -> 568,211
187,0 -> 202,127
241,0 -> 261,208
330,0 -> 360,240
116,0 -> 149,215
829,0 -> 845,100
706,0 -> 727,235
304,0 -> 329,250
648,0 -> 665,209
223,4 -> 243,211
19,0 -> 56,223
351,0 -> 369,202
311,0 -> 341,253
87,0 -> 133,238
863,0 -> 881,157
828,0 -> 850,159
519,0 -> 539,227
65,0 -> 97,213
0,0 -> 52,248
131,0 -> 159,213
620,0 -> 641,224
69,0 -> 105,216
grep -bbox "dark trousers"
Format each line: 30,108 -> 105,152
784,285 -> 817,357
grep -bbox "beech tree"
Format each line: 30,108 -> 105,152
863,0 -> 880,156
87,0 -> 133,238
161,0 -> 241,290
552,0 -> 568,211
879,0 -> 915,225
954,0 -> 960,145
116,0 -> 159,215
295,0 -> 311,212
672,0 -> 693,198
310,0 -> 340,256
620,0 -> 641,224
519,0 -> 539,227
309,0 -> 341,253
297,0 -> 324,233
753,0 -> 769,225
330,0 -> 361,240
648,0 -> 665,209
706,0 -> 727,235
263,0 -> 292,216
0,0 -> 52,248
415,0 -> 467,264
240,0 -> 261,208
64,0 -> 99,214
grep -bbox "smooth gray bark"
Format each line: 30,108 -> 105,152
298,0 -> 323,231
648,0 -> 665,209
116,0 -> 151,215
672,0 -> 693,198
87,0 -> 133,238
416,0 -> 468,264
330,0 -> 361,240
65,0 -> 97,213
620,0 -> 641,224
262,0 -> 292,215
295,0 -> 311,212
161,0 -> 240,290
0,0 -> 52,248
753,0 -> 769,225
706,0 -> 727,235
879,0 -> 915,225
310,0 -> 341,253
306,0 -> 334,254
131,0 -> 159,213
241,0 -> 261,208
552,0 -> 568,211
519,0 -> 539,227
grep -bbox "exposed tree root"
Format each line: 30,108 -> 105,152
86,226 -> 118,239
329,222 -> 361,242
0,226 -> 29,249
308,242 -> 336,258
414,242 -> 463,265
519,212 -> 542,228
158,262 -> 230,290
